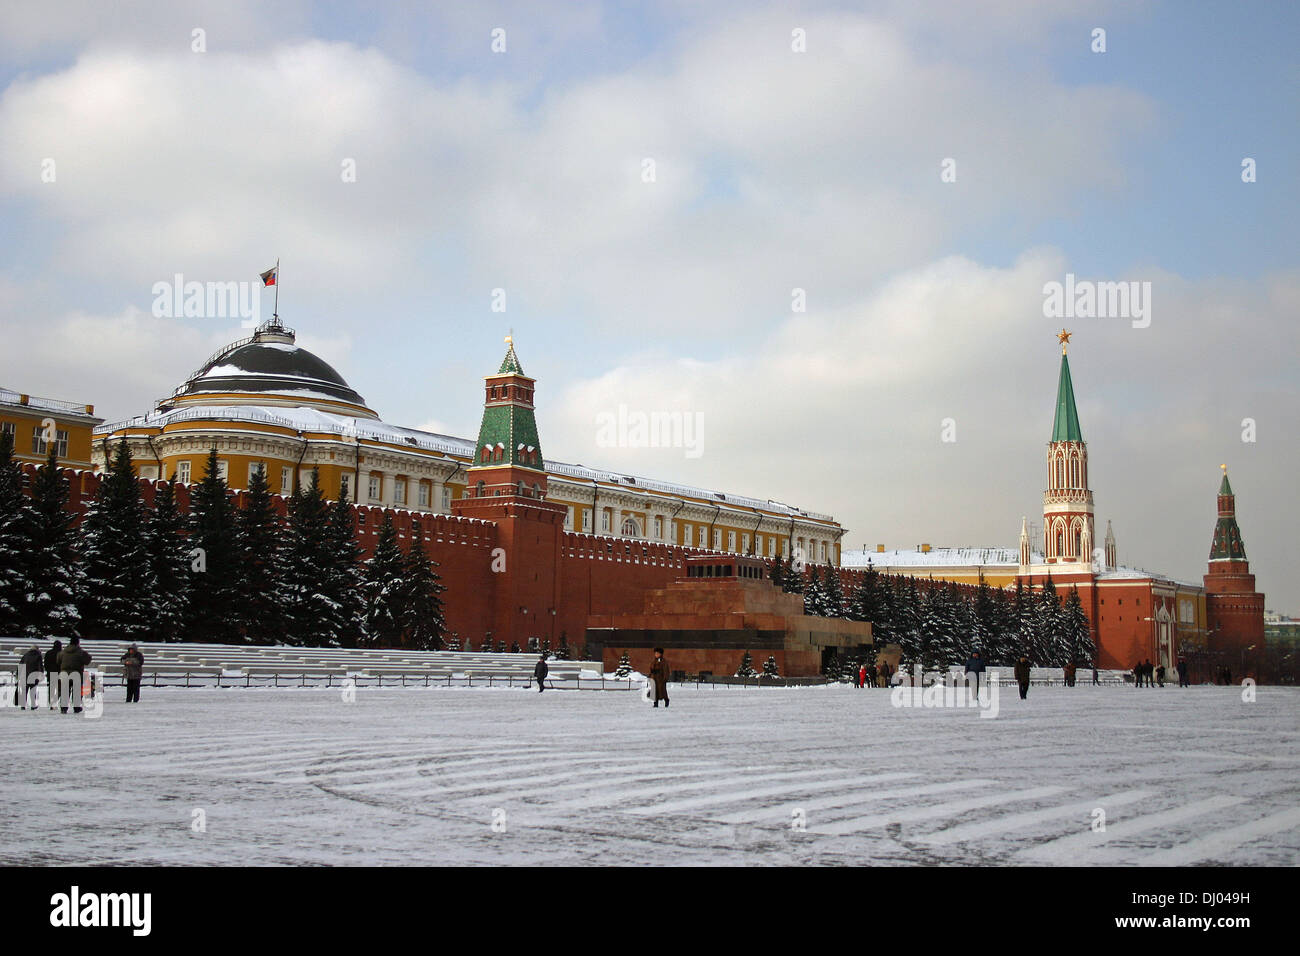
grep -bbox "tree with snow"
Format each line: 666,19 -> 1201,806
1063,585 -> 1094,666
403,521 -> 447,650
762,654 -> 780,679
146,474 -> 190,642
186,448 -> 241,643
614,651 -> 632,678
325,489 -> 366,648
234,465 -> 286,645
804,565 -> 827,616
22,448 -> 82,639
363,511 -> 407,647
769,552 -> 785,590
280,470 -> 335,647
823,567 -> 846,619
78,440 -> 151,641
735,650 -> 756,678
0,431 -> 31,636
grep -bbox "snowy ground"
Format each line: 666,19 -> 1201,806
2,682 -> 1297,866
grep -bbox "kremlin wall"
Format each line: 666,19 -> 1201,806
3,322 -> 1269,679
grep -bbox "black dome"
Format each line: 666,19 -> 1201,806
175,332 -> 368,407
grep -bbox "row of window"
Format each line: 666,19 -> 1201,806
556,504 -> 831,559
1,421 -> 71,458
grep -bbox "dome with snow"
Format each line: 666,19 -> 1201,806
172,324 -> 370,410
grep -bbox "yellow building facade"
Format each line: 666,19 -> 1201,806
1,387 -> 102,468
94,322 -> 845,562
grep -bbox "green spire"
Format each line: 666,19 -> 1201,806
1051,352 -> 1083,443
1219,470 -> 1233,496
499,339 -> 523,374
1209,467 -> 1246,561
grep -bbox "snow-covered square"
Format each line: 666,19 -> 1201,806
3,682 -> 1297,866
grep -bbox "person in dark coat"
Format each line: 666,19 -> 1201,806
1091,664 -> 1099,685
18,646 -> 43,709
1063,661 -> 1076,687
1013,656 -> 1031,700
56,637 -> 92,713
1176,657 -> 1189,687
120,644 -> 144,703
43,640 -> 62,710
1155,663 -> 1166,687
964,651 -> 986,697
649,647 -> 670,708
532,655 -> 548,693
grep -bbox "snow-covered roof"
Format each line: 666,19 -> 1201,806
95,403 -> 836,524
842,547 -> 1029,568
0,387 -> 99,420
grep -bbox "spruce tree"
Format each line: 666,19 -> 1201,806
769,553 -> 785,589
1035,577 -> 1064,664
325,488 -> 366,648
1015,579 -> 1037,663
146,475 -> 190,642
186,448 -> 241,643
0,431 -> 30,635
1063,585 -> 1094,666
615,651 -> 631,677
281,473 -> 334,647
22,448 -> 82,639
77,441 -> 152,640
804,565 -> 826,615
404,521 -> 447,650
735,650 -> 756,678
824,567 -> 846,618
363,511 -> 407,647
762,655 -> 779,679
235,466 -> 286,644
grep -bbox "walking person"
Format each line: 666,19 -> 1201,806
532,654 -> 548,693
1156,663 -> 1166,687
43,640 -> 62,710
1177,657 -> 1189,688
18,646 -> 43,709
56,636 -> 92,714
1092,663 -> 1099,686
649,647 -> 670,708
1014,655 -> 1032,700
120,644 -> 144,704
857,663 -> 866,689
964,650 -> 985,698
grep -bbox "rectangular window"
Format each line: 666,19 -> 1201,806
442,486 -> 451,511
582,509 -> 592,532
298,468 -> 314,489
339,473 -> 351,502
394,478 -> 407,505
565,507 -> 574,530
821,541 -> 828,562
0,421 -> 14,442
601,510 -> 611,533
177,460 -> 191,484
31,426 -> 70,458
728,531 -> 736,551
417,482 -> 429,508
215,459 -> 229,482
713,529 -> 721,550
248,461 -> 266,487
742,533 -> 750,553
654,516 -> 663,539
280,466 -> 293,494
368,474 -> 381,501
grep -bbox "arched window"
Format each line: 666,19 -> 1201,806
494,446 -> 503,462
621,517 -> 641,538
475,480 -> 485,497
1055,528 -> 1064,558
533,483 -> 541,498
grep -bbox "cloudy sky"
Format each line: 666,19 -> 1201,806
1,0 -> 1296,612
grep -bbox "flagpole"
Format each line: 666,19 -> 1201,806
273,257 -> 280,325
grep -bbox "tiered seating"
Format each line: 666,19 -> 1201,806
0,637 -> 607,689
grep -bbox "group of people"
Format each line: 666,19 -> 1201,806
1132,658 -> 1191,688
10,638 -> 145,711
854,661 -> 896,688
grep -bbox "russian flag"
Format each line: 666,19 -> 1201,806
259,266 -> 277,286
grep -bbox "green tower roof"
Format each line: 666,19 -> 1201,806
498,340 -> 524,375
1219,470 -> 1233,496
1051,352 -> 1084,443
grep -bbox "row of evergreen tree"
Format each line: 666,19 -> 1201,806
769,553 -> 1094,669
0,436 -> 447,648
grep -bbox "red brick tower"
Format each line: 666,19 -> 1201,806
1203,465 -> 1265,679
452,336 -> 567,649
